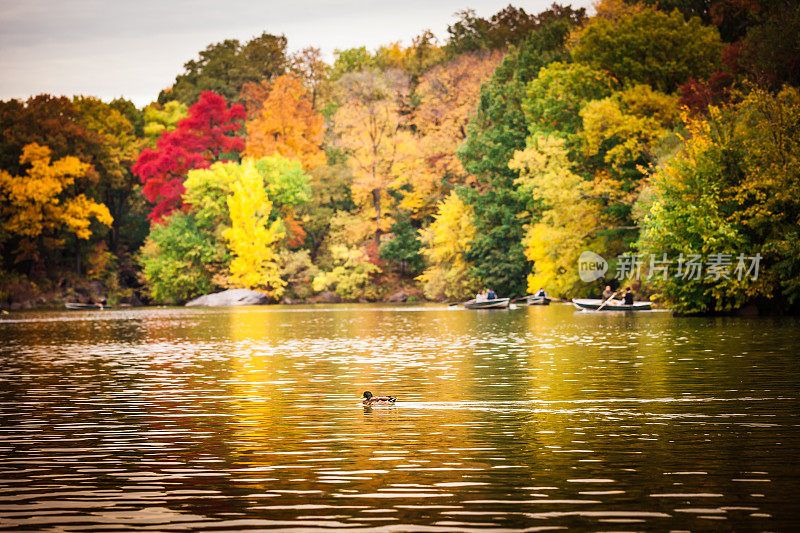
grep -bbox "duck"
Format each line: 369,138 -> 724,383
362,391 -> 397,405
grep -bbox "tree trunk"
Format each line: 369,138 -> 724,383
372,188 -> 382,246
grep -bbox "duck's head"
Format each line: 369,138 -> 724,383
362,391 -> 373,400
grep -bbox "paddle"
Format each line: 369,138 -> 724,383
596,291 -> 618,311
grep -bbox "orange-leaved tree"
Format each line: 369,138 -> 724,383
397,50 -> 502,217
245,74 -> 325,170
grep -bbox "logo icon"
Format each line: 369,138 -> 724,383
578,251 -> 608,282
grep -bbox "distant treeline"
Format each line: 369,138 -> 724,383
1,0 -> 798,315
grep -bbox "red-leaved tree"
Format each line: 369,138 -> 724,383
133,92 -> 245,222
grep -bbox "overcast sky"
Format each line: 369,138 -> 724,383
0,0 -> 593,107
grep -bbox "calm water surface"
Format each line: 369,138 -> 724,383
1,303 -> 799,531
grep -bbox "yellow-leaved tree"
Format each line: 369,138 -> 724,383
223,160 -> 286,297
334,68 -> 410,247
245,74 -> 326,170
0,143 -> 112,265
417,191 -> 480,300
510,135 -> 605,297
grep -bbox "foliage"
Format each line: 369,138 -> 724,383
0,143 -> 113,266
445,4 -> 585,56
510,135 -> 605,296
223,159 -> 286,297
417,192 -> 480,301
524,62 -> 614,138
133,92 -> 245,222
143,101 -> 188,140
638,87 -> 800,314
138,211 -> 225,304
334,68 -> 410,246
0,95 -> 102,176
379,214 -> 424,275
312,245 -> 381,300
161,33 -> 288,105
571,8 -> 723,93
245,74 -> 325,169
396,51 -> 502,218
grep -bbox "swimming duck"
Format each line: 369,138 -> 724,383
362,391 -> 397,405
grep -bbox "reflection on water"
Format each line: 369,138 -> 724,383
1,304 -> 799,531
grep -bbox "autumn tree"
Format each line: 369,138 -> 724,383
0,144 -> 112,271
457,8 -> 585,297
334,68 -> 411,247
397,50 -> 502,218
160,32 -> 288,105
142,101 -> 187,141
133,92 -> 245,222
245,75 -> 325,170
290,47 -> 331,109
417,192 -> 480,301
224,160 -> 286,297
638,87 -> 800,314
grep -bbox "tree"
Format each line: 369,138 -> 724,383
0,95 -> 102,177
0,143 -> 112,269
142,101 -> 187,141
510,135 -> 605,296
224,159 -> 286,297
334,68 -> 411,247
161,33 -> 288,105
72,97 -> 147,258
523,61 -> 614,138
132,92 -> 245,222
637,87 -> 800,314
397,51 -> 502,218
571,8 -> 723,93
312,245 -> 381,300
138,211 -> 225,304
417,192 -> 480,300
245,74 -> 326,169
457,11 -> 586,297
290,47 -> 331,109
379,213 -> 424,275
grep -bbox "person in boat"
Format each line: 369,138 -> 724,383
486,289 -> 497,300
623,287 -> 634,305
602,285 -> 614,300
535,288 -> 547,298
96,297 -> 107,308
476,290 -> 487,302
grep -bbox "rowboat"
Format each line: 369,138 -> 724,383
572,298 -> 652,311
463,297 -> 510,309
65,302 -> 108,310
519,295 -> 550,305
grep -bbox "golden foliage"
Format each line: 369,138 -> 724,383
417,192 -> 480,300
223,159 -> 286,297
0,143 -> 112,249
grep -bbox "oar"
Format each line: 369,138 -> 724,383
596,292 -> 618,311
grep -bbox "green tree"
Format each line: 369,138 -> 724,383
161,33 -> 288,105
138,211 -> 226,304
571,8 -> 723,93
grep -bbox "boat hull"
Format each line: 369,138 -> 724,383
464,297 -> 511,309
523,296 -> 550,305
572,298 -> 652,311
65,303 -> 108,310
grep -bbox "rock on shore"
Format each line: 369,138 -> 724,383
185,289 -> 269,307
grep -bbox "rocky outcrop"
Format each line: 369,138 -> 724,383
308,291 -> 341,304
386,290 -> 408,303
185,289 -> 270,307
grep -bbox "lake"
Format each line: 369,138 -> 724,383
1,303 -> 799,531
